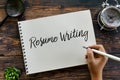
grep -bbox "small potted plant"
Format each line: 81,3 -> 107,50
4,66 -> 21,80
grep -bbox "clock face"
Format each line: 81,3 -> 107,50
101,7 -> 120,28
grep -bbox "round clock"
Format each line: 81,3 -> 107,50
97,0 -> 120,31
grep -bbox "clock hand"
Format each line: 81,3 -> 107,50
108,14 -> 114,19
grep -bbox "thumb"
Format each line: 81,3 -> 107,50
86,48 -> 95,63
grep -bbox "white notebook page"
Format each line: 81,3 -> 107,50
18,10 -> 96,74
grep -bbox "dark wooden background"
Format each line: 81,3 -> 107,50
0,0 -> 120,80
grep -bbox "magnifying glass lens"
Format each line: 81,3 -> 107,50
0,0 -> 25,27
6,0 -> 24,17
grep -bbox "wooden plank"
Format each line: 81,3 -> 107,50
24,6 -> 98,20
0,0 -> 6,8
27,0 -> 104,8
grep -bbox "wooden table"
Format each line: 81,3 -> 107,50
0,0 -> 120,80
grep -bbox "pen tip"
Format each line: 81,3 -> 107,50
83,46 -> 88,49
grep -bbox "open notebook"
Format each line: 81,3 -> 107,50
18,10 -> 96,74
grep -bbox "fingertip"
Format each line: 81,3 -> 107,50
86,48 -> 94,62
87,48 -> 92,53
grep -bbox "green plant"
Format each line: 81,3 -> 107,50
4,67 -> 20,80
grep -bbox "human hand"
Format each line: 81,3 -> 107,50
86,45 -> 108,80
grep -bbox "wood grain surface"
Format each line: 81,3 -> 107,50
0,0 -> 120,80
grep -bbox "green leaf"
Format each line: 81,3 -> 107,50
4,66 -> 21,80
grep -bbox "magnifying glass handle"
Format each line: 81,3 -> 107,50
0,15 -> 8,27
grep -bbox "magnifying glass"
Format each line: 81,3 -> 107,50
0,0 -> 25,27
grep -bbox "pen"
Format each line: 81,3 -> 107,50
83,46 -> 120,62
